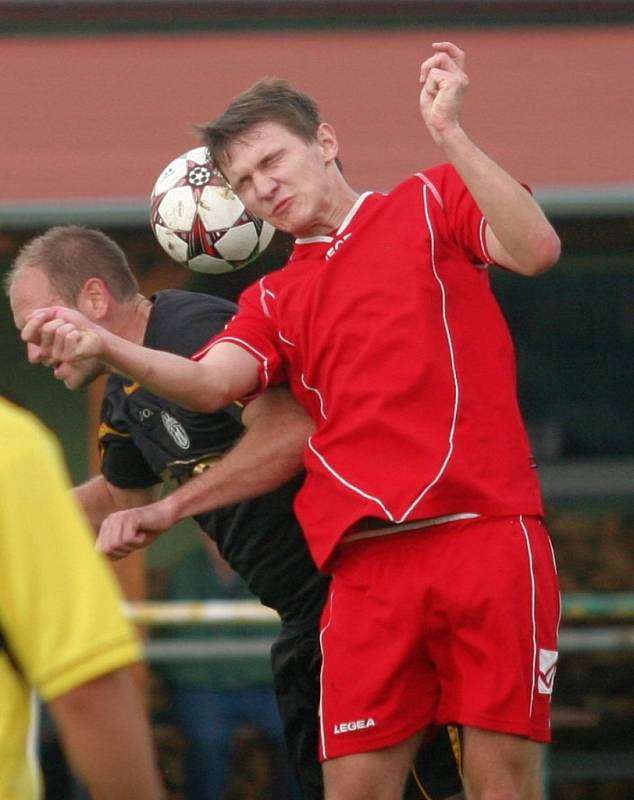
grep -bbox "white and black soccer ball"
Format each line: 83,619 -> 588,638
150,146 -> 275,274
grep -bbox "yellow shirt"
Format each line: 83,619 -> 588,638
0,399 -> 142,799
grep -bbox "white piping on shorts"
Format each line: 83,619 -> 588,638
318,589 -> 336,761
519,514 -> 538,717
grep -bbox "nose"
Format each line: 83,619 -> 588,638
253,173 -> 277,200
27,342 -> 42,364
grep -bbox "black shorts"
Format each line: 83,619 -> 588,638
270,624 -> 463,800
271,622 -> 324,800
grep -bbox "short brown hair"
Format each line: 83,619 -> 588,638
198,78 -> 322,169
5,226 -> 139,303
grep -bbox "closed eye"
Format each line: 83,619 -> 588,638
233,175 -> 251,194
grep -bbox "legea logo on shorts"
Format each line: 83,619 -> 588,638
538,648 -> 558,694
333,717 -> 376,735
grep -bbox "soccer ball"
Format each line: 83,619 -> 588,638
150,146 -> 275,274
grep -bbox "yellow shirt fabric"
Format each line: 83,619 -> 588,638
0,399 -> 142,800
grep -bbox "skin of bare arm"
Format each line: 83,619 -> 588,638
419,42 -> 561,275
49,668 -> 165,800
96,386 -> 315,560
21,308 -> 260,414
73,476 -> 162,532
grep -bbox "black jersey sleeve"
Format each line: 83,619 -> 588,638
99,385 -> 161,489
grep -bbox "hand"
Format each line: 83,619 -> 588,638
419,41 -> 469,146
21,307 -> 107,365
97,502 -> 175,560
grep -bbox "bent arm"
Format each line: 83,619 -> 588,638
96,337 -> 260,412
49,668 -> 164,800
97,387 -> 313,559
22,308 -> 260,413
166,385 -> 313,522
419,41 -> 560,275
440,129 -> 561,275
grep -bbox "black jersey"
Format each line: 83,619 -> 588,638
99,289 -> 327,624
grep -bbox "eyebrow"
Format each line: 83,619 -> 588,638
232,148 -> 284,191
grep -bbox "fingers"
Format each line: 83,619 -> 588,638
418,42 -> 469,146
36,321 -> 86,364
419,41 -> 466,85
98,512 -> 148,561
20,308 -> 58,346
432,41 -> 466,68
21,308 -> 100,364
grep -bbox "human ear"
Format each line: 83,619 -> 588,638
77,278 -> 109,320
317,123 -> 339,164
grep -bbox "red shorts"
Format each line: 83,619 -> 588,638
318,515 -> 560,760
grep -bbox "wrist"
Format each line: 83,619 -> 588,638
160,492 -> 185,527
99,326 -> 118,362
432,121 -> 468,151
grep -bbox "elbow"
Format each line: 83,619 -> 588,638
521,228 -> 562,277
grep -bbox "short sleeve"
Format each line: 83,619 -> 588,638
420,164 -> 497,265
193,278 -> 288,396
98,391 -> 160,489
0,416 -> 142,701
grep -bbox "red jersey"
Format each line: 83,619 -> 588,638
197,164 -> 544,569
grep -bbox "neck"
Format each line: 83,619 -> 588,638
297,172 -> 360,238
327,185 -> 361,235
113,294 -> 153,345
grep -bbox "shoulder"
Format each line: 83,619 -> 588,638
0,398 -> 57,472
411,163 -> 465,204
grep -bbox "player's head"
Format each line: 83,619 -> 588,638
6,226 -> 139,389
200,79 -> 323,167
6,225 -> 138,306
198,80 -> 345,237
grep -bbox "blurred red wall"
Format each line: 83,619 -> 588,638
2,25 -> 633,201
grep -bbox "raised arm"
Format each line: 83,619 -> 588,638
21,307 -> 260,413
419,41 -> 561,275
97,386 -> 314,559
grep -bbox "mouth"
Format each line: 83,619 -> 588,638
273,197 -> 292,216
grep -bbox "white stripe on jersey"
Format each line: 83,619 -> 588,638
301,182 -> 462,523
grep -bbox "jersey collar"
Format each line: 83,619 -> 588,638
294,191 -> 375,247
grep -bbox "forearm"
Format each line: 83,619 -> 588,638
437,126 -> 560,274
96,387 -> 311,558
50,669 -> 164,799
73,476 -> 160,532
163,435 -> 300,524
101,332 -> 230,412
165,388 -> 312,524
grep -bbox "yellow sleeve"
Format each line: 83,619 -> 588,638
0,405 -> 142,701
